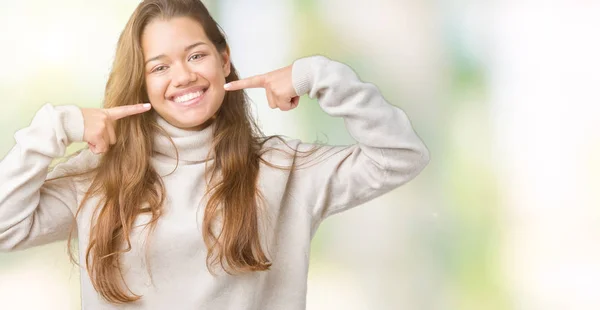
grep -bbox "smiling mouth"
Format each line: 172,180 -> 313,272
170,88 -> 208,107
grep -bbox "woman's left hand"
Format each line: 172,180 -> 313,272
223,64 -> 300,111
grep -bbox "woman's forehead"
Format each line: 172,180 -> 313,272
142,17 -> 210,48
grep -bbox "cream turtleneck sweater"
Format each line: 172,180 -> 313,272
0,55 -> 429,309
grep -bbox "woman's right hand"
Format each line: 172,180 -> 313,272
80,103 -> 152,154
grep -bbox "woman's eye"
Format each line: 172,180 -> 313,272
152,65 -> 167,73
189,54 -> 204,61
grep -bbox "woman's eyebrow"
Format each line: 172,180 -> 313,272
144,41 -> 208,65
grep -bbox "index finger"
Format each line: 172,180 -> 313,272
106,103 -> 152,120
224,74 -> 266,91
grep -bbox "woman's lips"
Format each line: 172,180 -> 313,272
170,89 -> 207,107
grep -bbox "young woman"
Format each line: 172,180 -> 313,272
0,0 -> 429,308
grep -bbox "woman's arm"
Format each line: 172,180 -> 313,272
0,104 -> 85,251
286,55 -> 430,220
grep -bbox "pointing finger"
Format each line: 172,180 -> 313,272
106,103 -> 152,120
224,74 -> 266,91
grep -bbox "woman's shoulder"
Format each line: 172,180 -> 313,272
258,135 -> 342,168
260,135 -> 302,151
256,135 -> 302,167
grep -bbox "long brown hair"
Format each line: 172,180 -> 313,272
53,0 -> 316,304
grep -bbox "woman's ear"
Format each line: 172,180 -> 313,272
221,46 -> 231,77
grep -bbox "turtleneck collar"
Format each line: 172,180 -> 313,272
152,112 -> 215,164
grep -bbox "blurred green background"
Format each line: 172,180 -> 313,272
1,1 -> 599,309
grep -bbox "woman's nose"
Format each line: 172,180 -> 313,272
173,63 -> 197,87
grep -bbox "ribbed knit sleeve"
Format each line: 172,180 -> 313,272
0,103 -> 88,251
287,55 -> 430,221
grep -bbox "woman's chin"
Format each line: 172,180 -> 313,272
172,116 -> 214,131
153,101 -> 219,131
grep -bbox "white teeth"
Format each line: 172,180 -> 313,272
173,90 -> 204,103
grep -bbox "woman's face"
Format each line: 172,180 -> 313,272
141,16 -> 230,130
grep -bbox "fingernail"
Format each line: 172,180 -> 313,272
143,103 -> 151,108
223,83 -> 231,90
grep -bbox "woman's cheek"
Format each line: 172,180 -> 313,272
147,78 -> 167,100
194,63 -> 219,80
